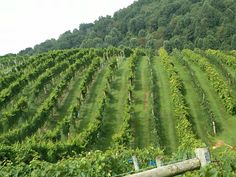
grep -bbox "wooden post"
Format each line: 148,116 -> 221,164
129,91 -> 132,102
195,148 -> 211,167
126,159 -> 200,177
152,108 -> 154,116
212,121 -> 216,135
202,93 -> 205,102
156,156 -> 163,167
132,156 -> 139,172
126,148 -> 211,177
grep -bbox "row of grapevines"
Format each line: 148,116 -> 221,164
0,52 -> 55,90
147,55 -> 163,147
2,49 -> 80,98
31,50 -> 88,96
173,49 -> 217,135
18,49 -> 105,143
0,54 -> 62,108
199,49 -> 236,89
0,49 -> 80,92
32,61 -> 70,96
159,48 -> 201,150
76,57 -> 118,147
0,56 -> 27,75
0,56 -> 36,90
13,56 -> 118,161
112,51 -> 142,147
35,55 -> 101,142
0,97 -> 27,133
182,49 -> 236,115
0,56 -> 89,145
21,56 -> 116,158
205,49 -> 236,69
0,51 -> 89,135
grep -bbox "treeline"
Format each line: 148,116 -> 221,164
18,0 -> 236,55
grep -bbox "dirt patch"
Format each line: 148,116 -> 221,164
212,140 -> 235,150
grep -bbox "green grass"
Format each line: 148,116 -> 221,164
2,48 -> 236,161
76,66 -> 108,132
132,56 -> 156,148
96,58 -> 129,149
187,61 -> 236,146
31,72 -> 86,137
50,73 -> 83,129
152,57 -> 177,152
203,54 -> 236,99
172,57 -> 209,143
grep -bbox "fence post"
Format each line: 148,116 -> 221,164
125,148 -> 211,177
156,156 -> 163,167
212,121 -> 216,135
195,148 -> 211,167
132,156 -> 139,172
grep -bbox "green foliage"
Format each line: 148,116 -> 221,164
159,48 -> 202,150
183,49 -> 236,114
0,147 -> 163,177
184,148 -> 236,177
1,48 -> 236,176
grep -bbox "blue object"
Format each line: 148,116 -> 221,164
128,159 -> 133,163
149,160 -> 156,166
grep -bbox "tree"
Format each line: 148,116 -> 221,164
80,39 -> 94,48
105,35 -> 117,46
202,35 -> 219,49
138,29 -> 146,37
128,17 -> 145,35
146,39 -> 158,50
129,38 -> 138,48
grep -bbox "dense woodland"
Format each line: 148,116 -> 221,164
19,0 -> 236,55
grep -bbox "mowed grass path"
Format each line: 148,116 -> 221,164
43,73 -> 84,130
75,66 -> 107,132
132,56 -> 156,148
96,58 -> 129,149
186,61 -> 236,146
152,57 -> 177,153
172,57 -> 209,143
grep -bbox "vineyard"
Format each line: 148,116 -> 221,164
0,48 -> 236,176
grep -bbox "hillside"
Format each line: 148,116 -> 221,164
0,48 -> 236,176
19,0 -> 236,55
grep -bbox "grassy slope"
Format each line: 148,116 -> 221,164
152,57 -> 177,152
172,57 -> 209,143
33,71 -> 86,136
187,62 -> 236,146
50,73 -> 83,129
75,66 -> 107,132
96,58 -> 129,149
202,53 -> 236,98
132,56 -> 156,148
